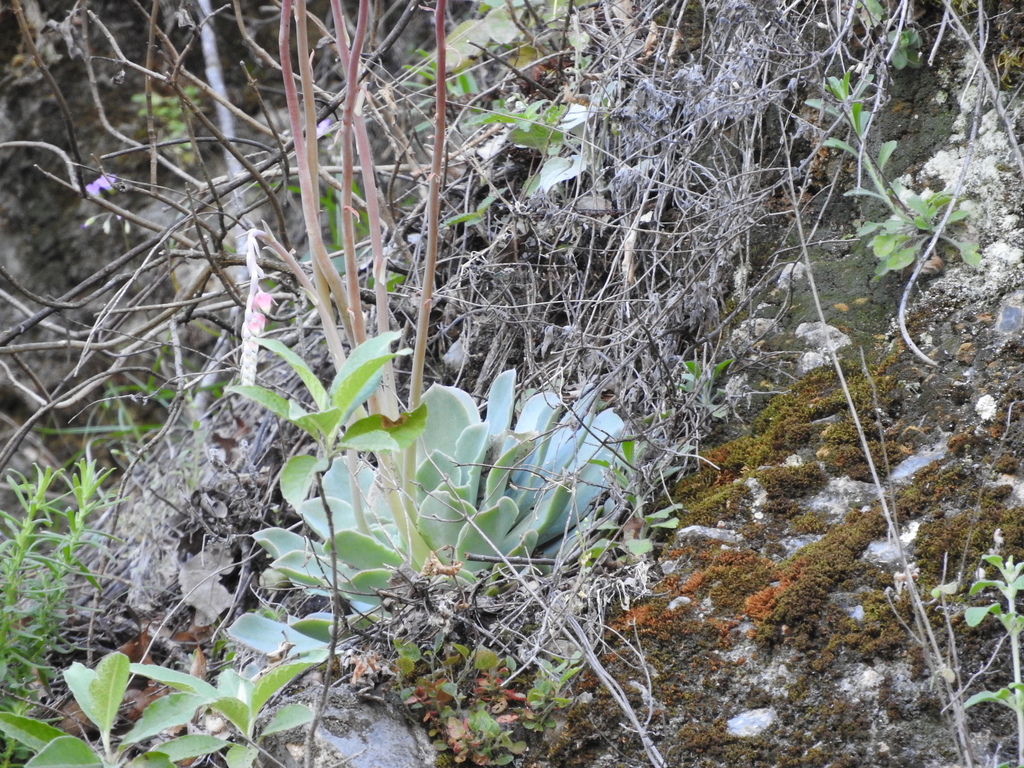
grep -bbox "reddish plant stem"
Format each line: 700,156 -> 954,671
409,0 -> 447,410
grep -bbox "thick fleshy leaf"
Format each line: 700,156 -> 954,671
455,422 -> 491,500
455,497 -> 520,571
482,439 -> 537,511
301,497 -> 356,541
330,529 -> 403,570
269,550 -> 330,586
253,528 -> 308,560
417,491 -> 476,552
228,614 -> 329,657
421,385 -> 479,458
417,450 -> 460,496
484,371 -> 516,436
345,568 -> 393,604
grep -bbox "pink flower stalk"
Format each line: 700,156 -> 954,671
240,229 -> 273,386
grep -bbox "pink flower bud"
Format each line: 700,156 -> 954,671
253,289 -> 274,313
245,313 -> 267,335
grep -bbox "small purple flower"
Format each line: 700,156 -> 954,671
86,174 -> 117,196
316,118 -> 332,138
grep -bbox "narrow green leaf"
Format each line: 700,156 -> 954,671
965,604 -> 1000,627
224,385 -> 293,421
280,456 -> 328,512
121,692 -> 207,745
208,696 -> 252,737
24,736 -> 101,768
125,753 -> 175,768
140,736 -> 228,763
257,338 -> 327,410
63,663 -> 99,731
224,744 -> 259,768
251,662 -> 314,718
127,664 -> 221,699
877,140 -> 897,170
844,187 -> 889,203
964,689 -> 1010,708
259,704 -> 313,738
0,713 -> 66,752
329,332 -> 403,419
823,137 -> 856,157
89,652 -> 130,736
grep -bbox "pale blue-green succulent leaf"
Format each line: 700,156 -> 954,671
417,450 -> 461,496
484,370 -> 517,436
269,550 -> 331,586
418,491 -> 476,552
454,497 -> 521,571
345,568 -> 393,605
253,528 -> 310,559
329,529 -> 403,570
300,497 -> 357,541
482,439 -> 538,511
454,422 -> 491,500
421,384 -> 480,458
228,614 -> 330,657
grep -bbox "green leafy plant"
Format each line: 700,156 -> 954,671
678,359 -> 732,420
964,554 -> 1024,768
230,366 -> 628,649
0,461 -> 111,715
395,641 -> 578,765
0,651 -> 313,768
807,72 -> 979,278
130,86 -> 201,162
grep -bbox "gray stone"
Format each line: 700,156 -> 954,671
260,685 -> 435,768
